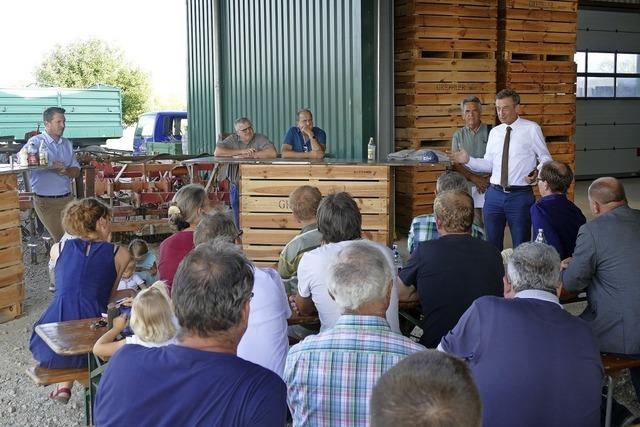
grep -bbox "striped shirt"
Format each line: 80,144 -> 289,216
277,224 -> 322,292
407,214 -> 485,255
285,315 -> 425,426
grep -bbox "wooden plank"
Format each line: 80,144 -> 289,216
397,70 -> 496,83
0,228 -> 21,251
401,82 -> 497,94
0,190 -> 19,212
0,264 -> 24,289
503,19 -> 576,33
504,61 -> 576,73
0,302 -> 22,324
241,196 -> 388,214
519,93 -> 575,104
547,141 -> 575,155
0,175 -> 18,192
0,283 -> 24,308
244,245 -> 284,261
396,127 -> 458,140
503,41 -> 575,55
539,124 -> 575,137
503,72 -> 576,84
241,179 -> 389,197
414,4 -> 497,18
397,105 -> 496,118
397,193 -> 437,207
395,58 -> 497,73
396,39 -> 497,52
519,104 -> 576,115
506,82 -> 575,94
0,210 -> 21,232
407,27 -> 497,41
26,366 -> 88,386
396,169 -> 444,183
500,30 -> 576,44
0,246 -> 22,270
242,229 -> 389,246
396,15 -> 497,29
241,213 -> 390,231
396,92 -> 498,106
505,0 -> 577,12
503,8 -> 576,22
396,181 -> 437,194
401,114 -> 495,128
240,164 -> 390,180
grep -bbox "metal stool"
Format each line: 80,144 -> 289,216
601,353 -> 640,427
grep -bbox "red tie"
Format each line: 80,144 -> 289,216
500,126 -> 512,188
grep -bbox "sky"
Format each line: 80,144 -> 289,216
1,0 -> 187,105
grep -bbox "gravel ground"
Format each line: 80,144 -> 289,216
0,241 -> 638,426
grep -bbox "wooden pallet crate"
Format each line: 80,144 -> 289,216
239,164 -> 393,266
396,0 -> 498,18
0,174 -> 23,324
395,164 -> 447,232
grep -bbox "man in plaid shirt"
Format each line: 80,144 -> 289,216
285,241 -> 424,426
407,170 -> 485,255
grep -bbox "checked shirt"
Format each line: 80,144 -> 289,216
407,214 -> 485,255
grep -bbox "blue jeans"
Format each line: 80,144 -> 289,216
483,186 -> 534,251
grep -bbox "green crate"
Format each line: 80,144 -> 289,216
144,142 -> 183,155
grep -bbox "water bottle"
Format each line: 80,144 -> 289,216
39,142 -> 49,166
367,137 -> 376,162
27,140 -> 39,166
392,244 -> 402,272
19,147 -> 28,166
535,228 -> 546,244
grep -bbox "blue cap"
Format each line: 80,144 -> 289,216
420,150 -> 438,163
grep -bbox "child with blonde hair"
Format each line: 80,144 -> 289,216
93,282 -> 177,359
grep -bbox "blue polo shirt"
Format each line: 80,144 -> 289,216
283,126 -> 326,153
27,132 -> 79,196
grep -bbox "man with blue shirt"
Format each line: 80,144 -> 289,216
24,107 -> 80,241
439,242 -> 602,427
531,161 -> 585,259
281,108 -> 326,159
451,89 -> 552,250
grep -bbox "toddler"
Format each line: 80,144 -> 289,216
116,256 -> 145,291
129,239 -> 158,285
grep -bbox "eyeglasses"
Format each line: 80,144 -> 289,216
237,126 -> 253,133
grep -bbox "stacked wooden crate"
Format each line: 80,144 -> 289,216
394,0 -> 498,232
239,164 -> 392,266
498,0 -> 578,186
0,173 -> 24,323
395,0 -> 498,150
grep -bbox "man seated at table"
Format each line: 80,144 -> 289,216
370,351 -> 482,427
399,190 -> 503,348
281,108 -> 326,159
439,242 -> 602,427
285,241 -> 424,426
214,117 -> 277,158
531,161 -> 585,259
94,242 -> 287,426
292,192 -> 400,333
194,209 -> 290,377
407,170 -> 485,255
277,185 -> 323,294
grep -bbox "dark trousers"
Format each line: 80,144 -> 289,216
483,186 -> 534,251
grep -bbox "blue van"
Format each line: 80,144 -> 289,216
133,111 -> 187,154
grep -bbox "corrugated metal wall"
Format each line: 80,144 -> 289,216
186,0 -> 217,155
217,0 -> 376,160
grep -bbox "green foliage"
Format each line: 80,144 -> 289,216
35,39 -> 150,125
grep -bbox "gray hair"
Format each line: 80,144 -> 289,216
506,242 -> 561,293
172,241 -> 254,337
460,96 -> 482,114
436,171 -> 469,194
327,241 -> 391,311
193,208 -> 238,246
496,88 -> 520,105
234,117 -> 252,130
296,108 -> 313,121
371,351 -> 482,427
43,107 -> 65,123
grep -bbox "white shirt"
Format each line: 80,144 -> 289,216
514,289 -> 562,307
124,335 -> 177,347
237,267 -> 291,378
117,273 -> 145,291
297,240 -> 401,333
467,116 -> 552,187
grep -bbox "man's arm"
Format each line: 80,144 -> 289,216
561,226 -> 596,292
451,163 -> 490,193
397,278 -> 418,301
281,144 -> 313,159
253,144 -> 277,158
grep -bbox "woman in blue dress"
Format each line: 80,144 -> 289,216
29,198 -> 130,404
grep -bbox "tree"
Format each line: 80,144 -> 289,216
35,39 -> 150,125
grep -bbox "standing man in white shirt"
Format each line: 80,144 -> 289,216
451,89 -> 552,250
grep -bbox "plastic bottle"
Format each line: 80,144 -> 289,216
367,137 -> 376,162
27,141 -> 39,166
19,147 -> 28,166
39,142 -> 49,166
535,228 -> 546,244
392,244 -> 402,272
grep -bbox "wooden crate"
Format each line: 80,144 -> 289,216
0,174 -> 23,323
395,163 -> 447,233
240,164 -> 393,266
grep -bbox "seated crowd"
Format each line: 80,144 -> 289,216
30,167 -> 640,426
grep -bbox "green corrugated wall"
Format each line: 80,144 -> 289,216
186,0 -> 217,155
186,0 -> 376,159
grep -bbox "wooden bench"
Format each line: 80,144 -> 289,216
26,366 -> 89,388
601,353 -> 640,427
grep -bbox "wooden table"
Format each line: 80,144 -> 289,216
35,318 -> 106,356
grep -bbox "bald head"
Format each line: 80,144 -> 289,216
588,177 -> 627,215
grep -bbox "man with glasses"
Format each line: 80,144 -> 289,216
281,108 -> 326,159
214,117 -> 277,158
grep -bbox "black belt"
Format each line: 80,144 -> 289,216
35,193 -> 71,199
491,184 -> 532,193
